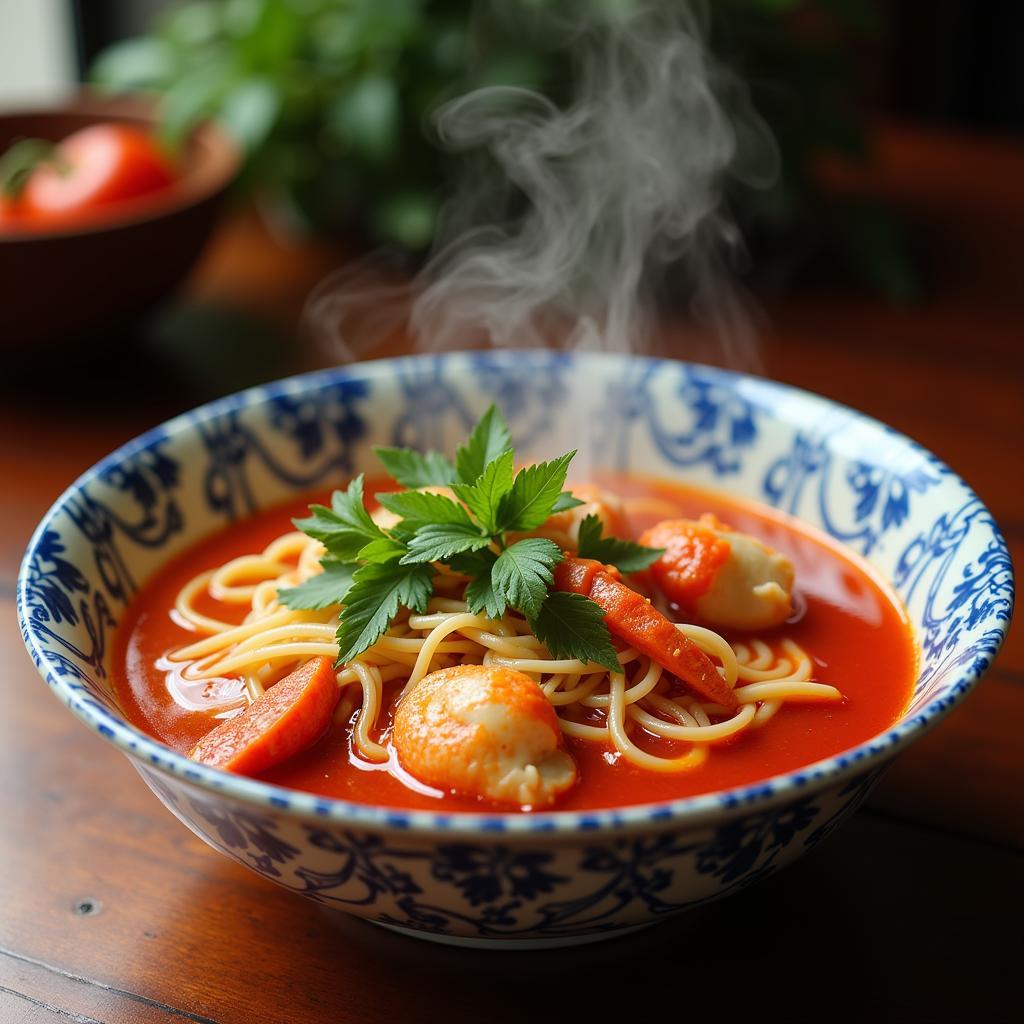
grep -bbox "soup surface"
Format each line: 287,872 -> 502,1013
114,474 -> 916,811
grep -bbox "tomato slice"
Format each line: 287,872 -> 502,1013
20,124 -> 176,229
188,657 -> 340,776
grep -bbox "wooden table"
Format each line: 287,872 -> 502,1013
2,124 -> 1021,1023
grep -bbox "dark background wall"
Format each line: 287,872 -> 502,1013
886,0 -> 1024,131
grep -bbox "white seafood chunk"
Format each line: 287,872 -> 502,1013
393,665 -> 577,807
640,516 -> 795,630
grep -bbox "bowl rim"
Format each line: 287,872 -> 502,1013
0,92 -> 239,242
17,351 -> 1015,836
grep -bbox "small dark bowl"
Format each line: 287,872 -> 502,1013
0,94 -> 239,349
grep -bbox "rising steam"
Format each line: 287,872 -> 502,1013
306,2 -> 777,366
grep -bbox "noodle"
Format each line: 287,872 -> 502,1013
166,530 -> 842,774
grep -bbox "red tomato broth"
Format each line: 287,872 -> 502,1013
113,474 -> 916,812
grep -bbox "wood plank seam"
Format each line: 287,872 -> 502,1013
0,982 -> 105,1024
0,947 -> 222,1024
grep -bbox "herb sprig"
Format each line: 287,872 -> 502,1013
280,406 -> 662,671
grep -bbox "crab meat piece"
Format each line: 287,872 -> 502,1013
639,514 -> 795,630
393,665 -> 577,807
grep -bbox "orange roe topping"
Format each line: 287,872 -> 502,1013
639,518 -> 732,607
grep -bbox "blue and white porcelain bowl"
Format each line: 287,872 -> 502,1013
18,352 -> 1014,948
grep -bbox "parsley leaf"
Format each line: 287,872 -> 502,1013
576,514 -> 664,573
450,548 -> 505,619
292,476 -> 384,561
374,447 -> 456,487
552,490 -> 585,513
491,538 -> 562,619
291,407 -> 636,670
496,452 -> 576,533
375,488 -> 472,525
456,405 -> 513,484
278,561 -> 357,611
357,536 -> 408,564
531,591 -> 621,672
400,522 -> 491,564
451,449 -> 515,534
335,561 -> 435,664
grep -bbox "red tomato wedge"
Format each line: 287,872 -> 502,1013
19,124 -> 176,229
189,657 -> 340,775
553,557 -> 739,711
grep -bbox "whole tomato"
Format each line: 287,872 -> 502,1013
15,123 -> 177,231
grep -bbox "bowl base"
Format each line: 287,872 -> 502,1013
370,920 -> 655,950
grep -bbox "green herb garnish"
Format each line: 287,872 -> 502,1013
576,513 -> 664,573
279,405 -> 662,672
278,561 -> 358,611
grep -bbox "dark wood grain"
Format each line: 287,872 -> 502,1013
2,124 -> 1021,1023
0,949 -> 201,1024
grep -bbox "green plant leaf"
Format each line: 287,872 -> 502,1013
496,452 -> 576,533
375,489 -> 471,526
356,536 -> 407,564
450,548 -> 505,620
335,561 -> 435,664
231,0 -> 303,67
277,560 -> 357,611
452,449 -> 515,534
374,447 -> 456,487
455,405 -> 513,485
551,490 -> 585,513
89,36 -> 175,88
530,591 -> 620,672
328,74 -> 400,164
371,191 -> 438,251
292,475 -> 384,561
163,1 -> 221,48
576,514 -> 663,573
400,523 -> 491,564
491,538 -> 562,619
219,76 -> 281,151
158,63 -> 232,145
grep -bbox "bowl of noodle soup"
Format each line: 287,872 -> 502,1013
18,351 -> 1013,947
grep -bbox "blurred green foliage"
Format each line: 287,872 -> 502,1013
92,0 -> 915,297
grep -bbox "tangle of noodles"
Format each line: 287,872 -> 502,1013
167,531 -> 843,773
